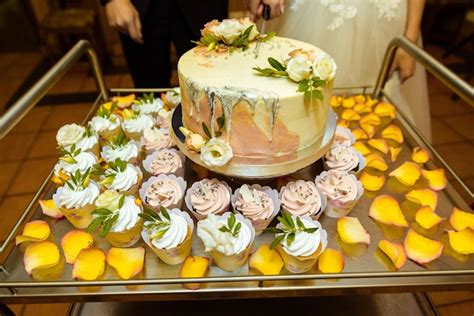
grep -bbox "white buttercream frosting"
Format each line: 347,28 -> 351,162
133,98 -> 164,116
101,141 -> 139,162
73,133 -> 99,153
54,151 -> 97,176
278,215 -> 322,257
54,181 -> 100,209
150,212 -> 188,250
110,196 -> 141,232
122,114 -> 154,134
104,164 -> 139,192
89,114 -> 121,133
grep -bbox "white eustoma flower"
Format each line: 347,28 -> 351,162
215,19 -> 245,45
313,53 -> 337,80
286,55 -> 312,82
239,17 -> 259,41
200,138 -> 233,167
56,124 -> 85,147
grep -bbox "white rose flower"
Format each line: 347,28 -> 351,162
313,53 -> 337,80
286,55 -> 312,82
200,138 -> 233,167
165,87 -> 181,106
201,19 -> 220,38
239,17 -> 259,41
56,123 -> 85,147
215,19 -> 245,45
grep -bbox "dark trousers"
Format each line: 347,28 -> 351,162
119,1 -> 197,88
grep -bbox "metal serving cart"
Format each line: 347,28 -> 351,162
0,37 -> 472,308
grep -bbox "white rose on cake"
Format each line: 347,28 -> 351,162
286,55 -> 312,82
239,17 -> 259,41
215,19 -> 245,45
56,124 -> 85,147
313,53 -> 337,80
200,138 -> 233,167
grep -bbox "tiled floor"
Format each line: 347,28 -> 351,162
0,40 -> 472,316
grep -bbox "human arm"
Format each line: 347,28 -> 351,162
104,0 -> 143,44
244,0 -> 286,22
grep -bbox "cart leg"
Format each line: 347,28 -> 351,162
0,304 -> 15,316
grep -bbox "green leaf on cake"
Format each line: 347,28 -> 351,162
201,122 -> 212,139
268,57 -> 286,71
259,31 -> 276,42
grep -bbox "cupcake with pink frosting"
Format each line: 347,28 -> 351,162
315,170 -> 363,218
185,178 -> 231,220
142,148 -> 185,178
232,184 -> 280,235
279,180 -> 326,220
140,127 -> 175,154
139,174 -> 187,211
323,143 -> 366,173
333,126 -> 355,146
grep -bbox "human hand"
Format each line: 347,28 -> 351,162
105,0 -> 143,44
244,0 -> 286,22
390,48 -> 415,83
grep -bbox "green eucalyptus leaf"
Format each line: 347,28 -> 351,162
296,217 -> 305,230
86,216 -> 104,233
118,194 -> 126,209
282,212 -> 295,229
270,234 -> 285,250
305,227 -> 319,234
233,222 -> 241,236
228,213 -> 236,229
265,227 -> 284,234
92,208 -> 112,216
311,89 -> 324,101
138,212 -> 156,223
201,122 -> 212,139
287,232 -> 295,246
268,57 -> 286,71
160,206 -> 171,221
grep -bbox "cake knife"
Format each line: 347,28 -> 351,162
254,4 -> 271,58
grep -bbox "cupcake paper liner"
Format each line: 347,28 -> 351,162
231,184 -> 280,236
106,218 -> 143,248
142,148 -> 185,179
185,179 -> 232,221
98,125 -> 122,147
278,182 -> 328,221
334,126 -> 355,146
141,209 -> 194,265
139,174 -> 187,211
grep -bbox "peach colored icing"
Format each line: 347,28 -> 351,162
150,149 -> 183,175
315,170 -> 358,203
324,144 -> 360,172
280,180 -> 322,217
235,185 -> 273,221
145,178 -> 183,208
191,179 -> 230,216
140,127 -> 175,152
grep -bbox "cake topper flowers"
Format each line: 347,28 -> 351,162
253,49 -> 337,103
193,18 -> 275,51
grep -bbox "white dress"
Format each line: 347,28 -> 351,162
265,0 -> 432,141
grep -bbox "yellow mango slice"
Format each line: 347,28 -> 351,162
447,228 -> 474,255
415,206 -> 443,229
337,217 -> 370,245
367,138 -> 389,154
72,248 -> 106,281
378,240 -> 406,269
404,229 -> 443,264
353,103 -> 372,114
39,199 -> 64,219
16,220 -> 51,246
337,119 -> 350,128
330,95 -> 342,107
180,256 -> 211,290
361,123 -> 376,138
412,147 -> 430,164
353,141 -> 371,156
352,128 -> 369,141
421,169 -> 447,191
249,244 -> 284,276
107,247 -> 145,279
112,94 -> 135,109
342,97 -> 356,108
381,124 -> 404,144
359,171 -> 385,191
24,240 -> 60,275
389,146 -> 402,162
405,189 -> 438,210
317,248 -> 344,273
61,230 -> 94,264
341,109 -> 360,121
389,162 -> 421,186
360,113 -> 381,126
374,102 -> 396,119
369,195 -> 408,227
365,153 -> 388,171
449,207 -> 474,231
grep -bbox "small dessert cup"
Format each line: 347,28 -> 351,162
279,181 -> 328,221
185,179 -> 232,221
139,174 -> 187,210
142,148 -> 185,178
106,218 -> 143,248
323,144 -> 366,175
53,191 -> 95,229
102,166 -> 143,196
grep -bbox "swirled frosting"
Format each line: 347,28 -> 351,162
190,179 -> 230,216
132,98 -> 164,116
235,185 -> 273,221
145,178 -> 183,208
156,109 -> 172,128
55,181 -> 100,209
334,126 -> 354,146
104,164 -> 139,192
54,151 -> 97,177
89,114 -> 121,133
122,114 -> 154,134
140,127 -> 175,151
74,134 -> 99,153
281,180 -> 322,217
316,170 -> 359,203
149,149 -> 183,175
278,215 -> 322,257
150,213 -> 188,249
197,213 -> 252,255
325,144 -> 360,172
101,141 -> 139,162
110,196 -> 141,232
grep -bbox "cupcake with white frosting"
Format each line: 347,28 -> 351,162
142,148 -> 185,178
141,207 -> 194,265
56,124 -> 99,157
232,184 -> 280,235
324,143 -> 366,173
54,145 -> 98,185
100,159 -> 143,195
132,93 -> 164,117
101,133 -> 140,164
315,170 -> 364,218
139,174 -> 187,210
52,169 -> 100,229
89,102 -> 122,145
88,191 -> 143,247
197,212 -> 255,272
279,180 -> 326,220
121,111 -> 154,140
269,213 -> 327,273
140,126 -> 175,154
185,178 -> 231,220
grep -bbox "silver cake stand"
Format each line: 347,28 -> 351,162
170,104 -> 336,179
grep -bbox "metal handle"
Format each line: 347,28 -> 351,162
0,40 -> 109,139
373,36 -> 473,105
